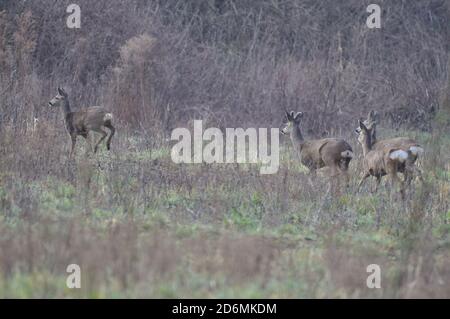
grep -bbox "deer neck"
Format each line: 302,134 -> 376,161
361,135 -> 372,157
291,123 -> 304,148
371,127 -> 377,146
62,98 -> 72,116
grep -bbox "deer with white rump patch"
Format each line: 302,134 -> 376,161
356,120 -> 410,199
356,110 -> 424,185
48,87 -> 115,158
281,111 -> 353,189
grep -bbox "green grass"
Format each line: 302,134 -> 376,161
0,129 -> 449,298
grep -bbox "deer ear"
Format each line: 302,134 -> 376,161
58,87 -> 64,95
368,110 -> 379,122
294,112 -> 303,120
359,120 -> 368,131
285,110 -> 290,119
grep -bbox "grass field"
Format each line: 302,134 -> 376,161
0,123 -> 449,298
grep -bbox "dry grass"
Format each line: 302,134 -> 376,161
0,0 -> 448,299
0,122 -> 448,298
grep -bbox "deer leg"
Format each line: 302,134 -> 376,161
403,164 -> 415,186
390,172 -> 405,201
329,165 -> 340,196
357,172 -> 370,193
69,134 -> 77,159
81,132 -> 93,155
339,167 -> 350,189
407,164 -> 424,184
403,171 -> 410,185
414,166 -> 424,183
398,176 -> 406,201
372,175 -> 381,193
104,123 -> 115,151
93,129 -> 108,153
307,168 -> 316,188
400,180 -> 406,201
345,171 -> 350,189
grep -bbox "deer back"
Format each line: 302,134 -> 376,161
373,137 -> 417,149
300,138 -> 351,168
69,107 -> 110,131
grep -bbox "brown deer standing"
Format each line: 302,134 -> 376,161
356,110 -> 424,184
48,87 -> 115,158
281,111 -> 354,190
356,120 -> 409,199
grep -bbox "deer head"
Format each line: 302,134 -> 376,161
356,120 -> 376,155
280,111 -> 303,135
355,110 -> 377,136
48,87 -> 68,107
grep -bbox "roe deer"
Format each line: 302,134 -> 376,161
48,87 -> 115,158
356,120 -> 409,199
356,110 -> 424,184
280,111 -> 353,188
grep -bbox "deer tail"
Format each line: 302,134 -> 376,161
103,113 -> 113,123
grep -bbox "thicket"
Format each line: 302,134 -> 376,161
0,0 -> 448,137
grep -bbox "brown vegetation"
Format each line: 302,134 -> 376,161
0,0 -> 448,134
0,0 -> 449,298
